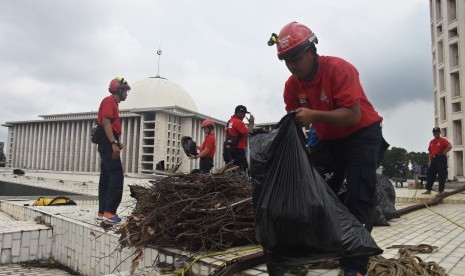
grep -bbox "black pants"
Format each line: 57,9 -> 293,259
199,157 -> 214,173
326,123 -> 383,274
224,148 -> 248,172
426,154 -> 448,192
97,138 -> 124,215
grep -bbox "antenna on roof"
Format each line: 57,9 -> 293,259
156,42 -> 162,78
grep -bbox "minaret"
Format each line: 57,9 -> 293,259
156,46 -> 162,78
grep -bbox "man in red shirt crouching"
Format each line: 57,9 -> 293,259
422,127 -> 452,195
270,21 -> 386,276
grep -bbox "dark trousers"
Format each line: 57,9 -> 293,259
327,123 -> 382,273
426,154 -> 448,192
199,157 -> 214,173
98,139 -> 124,214
224,148 -> 248,172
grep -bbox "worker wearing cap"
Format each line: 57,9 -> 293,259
224,105 -> 255,171
422,127 -> 451,195
270,22 -> 384,276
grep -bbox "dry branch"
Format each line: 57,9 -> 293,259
117,171 -> 257,252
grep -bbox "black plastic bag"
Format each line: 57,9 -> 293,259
249,113 -> 382,272
90,124 -> 104,144
376,174 -> 399,220
181,136 -> 198,157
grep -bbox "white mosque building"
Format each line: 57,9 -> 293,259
429,0 -> 465,180
2,76 -> 232,174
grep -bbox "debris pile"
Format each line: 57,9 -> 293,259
117,171 -> 257,252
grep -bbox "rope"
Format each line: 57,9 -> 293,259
407,186 -> 465,230
367,244 -> 448,276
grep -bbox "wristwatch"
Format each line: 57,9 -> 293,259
111,140 -> 119,145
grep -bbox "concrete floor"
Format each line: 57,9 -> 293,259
1,169 -> 465,275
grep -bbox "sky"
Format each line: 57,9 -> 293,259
0,0 -> 434,153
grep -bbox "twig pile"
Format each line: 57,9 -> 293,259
117,171 -> 257,252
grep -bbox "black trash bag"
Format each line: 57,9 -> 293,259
373,205 -> 390,226
181,136 -> 198,157
13,169 -> 25,175
376,174 -> 399,220
339,174 -> 398,226
156,160 -> 165,171
249,113 -> 382,273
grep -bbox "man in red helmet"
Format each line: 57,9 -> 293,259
270,22 -> 385,276
422,127 -> 451,195
223,105 -> 255,172
96,77 -> 130,223
189,119 -> 217,173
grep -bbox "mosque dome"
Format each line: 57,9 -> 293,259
120,76 -> 198,112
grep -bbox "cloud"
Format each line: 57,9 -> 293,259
0,0 -> 434,153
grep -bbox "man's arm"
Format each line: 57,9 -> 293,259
443,141 -> 452,155
294,103 -> 361,127
246,114 -> 255,133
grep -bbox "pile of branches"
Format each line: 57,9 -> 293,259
117,171 -> 257,252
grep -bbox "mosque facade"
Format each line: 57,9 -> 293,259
429,0 -> 465,180
2,77 -> 229,174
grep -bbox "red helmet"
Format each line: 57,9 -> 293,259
201,119 -> 215,129
276,22 -> 318,60
108,77 -> 131,94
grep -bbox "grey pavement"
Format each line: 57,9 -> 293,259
2,169 -> 465,275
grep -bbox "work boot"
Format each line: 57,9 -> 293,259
422,190 -> 431,195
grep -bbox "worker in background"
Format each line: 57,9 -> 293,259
96,77 -> 130,224
223,105 -> 255,172
270,21 -> 384,276
189,119 -> 216,173
422,127 -> 452,195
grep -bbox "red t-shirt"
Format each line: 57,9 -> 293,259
201,133 -> 216,158
97,95 -> 121,135
284,56 -> 383,140
428,137 -> 450,157
226,116 -> 249,150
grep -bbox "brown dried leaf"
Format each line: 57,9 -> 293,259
130,248 -> 144,274
147,226 -> 155,236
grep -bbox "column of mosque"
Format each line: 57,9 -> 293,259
32,123 -> 38,169
73,121 -> 80,172
63,121 -> 70,171
12,125 -> 19,167
35,123 -> 41,169
78,121 -> 84,171
13,125 -> 20,168
65,121 -> 71,171
38,123 -> 45,169
21,125 -> 26,168
23,125 -> 29,168
48,122 -> 58,170
94,125 -> 100,172
26,124 -> 32,168
71,121 -> 77,171
44,123 -> 51,170
30,124 -> 36,169
24,124 -> 29,168
132,118 -> 139,173
121,118 -> 127,172
57,122 -> 64,171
